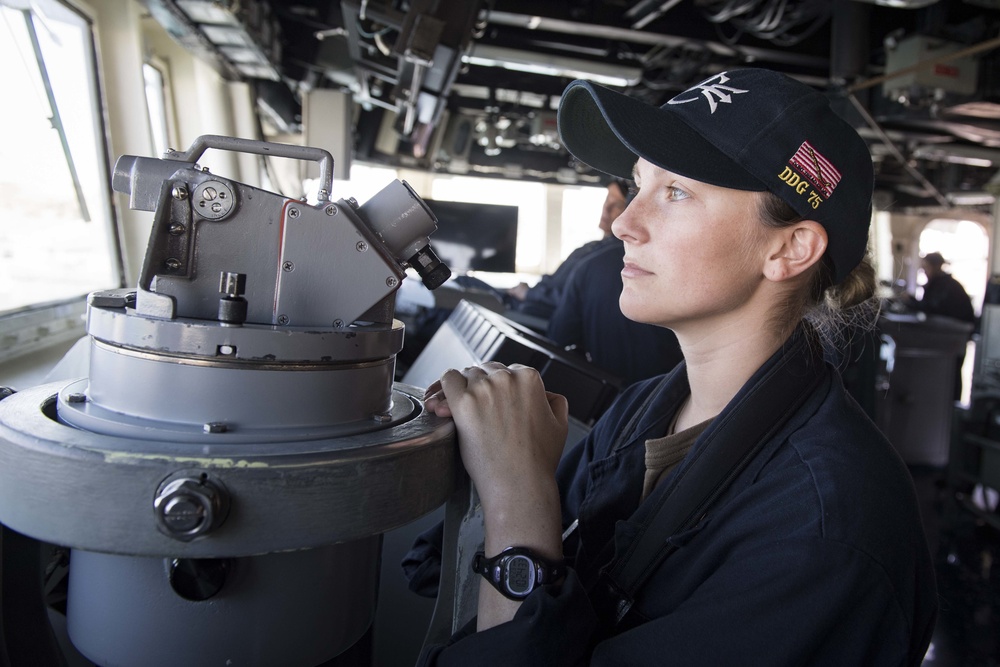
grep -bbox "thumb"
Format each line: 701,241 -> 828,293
546,391 -> 569,425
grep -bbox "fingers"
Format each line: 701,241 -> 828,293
423,377 -> 451,417
424,392 -> 452,418
423,363 -> 558,422
546,391 -> 570,424
423,379 -> 442,399
424,366 -> 488,417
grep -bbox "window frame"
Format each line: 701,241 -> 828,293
0,0 -> 124,365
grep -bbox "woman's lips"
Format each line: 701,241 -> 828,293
621,259 -> 652,279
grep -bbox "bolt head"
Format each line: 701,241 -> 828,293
153,477 -> 228,541
161,495 -> 206,533
66,392 -> 88,404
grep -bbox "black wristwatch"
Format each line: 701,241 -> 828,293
472,546 -> 566,600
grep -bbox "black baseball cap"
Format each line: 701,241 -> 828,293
557,68 -> 873,284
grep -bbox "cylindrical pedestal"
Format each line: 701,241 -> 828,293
68,541 -> 380,667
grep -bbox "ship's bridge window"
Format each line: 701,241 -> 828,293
143,61 -> 172,160
0,0 -> 121,316
918,217 -> 989,315
561,186 -> 610,262
431,175 -> 546,274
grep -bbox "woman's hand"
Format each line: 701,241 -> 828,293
424,362 -> 569,629
423,362 -> 569,510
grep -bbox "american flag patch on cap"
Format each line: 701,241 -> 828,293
788,141 -> 841,199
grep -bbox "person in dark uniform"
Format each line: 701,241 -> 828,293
547,225 -> 683,387
914,252 -> 975,322
506,181 -> 628,319
912,251 -> 977,400
411,68 -> 937,666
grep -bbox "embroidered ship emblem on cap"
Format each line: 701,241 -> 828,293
788,141 -> 841,199
666,72 -> 749,114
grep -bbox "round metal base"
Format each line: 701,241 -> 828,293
0,382 -> 456,557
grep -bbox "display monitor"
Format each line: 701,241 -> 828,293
422,199 -> 518,273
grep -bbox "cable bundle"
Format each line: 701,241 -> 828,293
696,0 -> 831,47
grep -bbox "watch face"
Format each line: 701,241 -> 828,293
504,554 -> 536,596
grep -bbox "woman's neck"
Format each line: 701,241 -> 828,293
672,312 -> 791,432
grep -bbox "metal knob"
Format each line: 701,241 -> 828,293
153,474 -> 230,541
218,271 -> 248,324
219,271 -> 246,298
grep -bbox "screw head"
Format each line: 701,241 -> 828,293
347,197 -> 359,209
277,315 -> 289,325
66,392 -> 88,404
282,261 -> 294,272
333,319 -> 345,328
356,241 -> 369,252
168,223 -> 186,236
201,186 -> 218,200
165,258 -> 182,270
288,207 -> 300,219
325,204 -> 338,216
171,186 -> 188,200
386,276 -> 399,287
372,412 -> 392,423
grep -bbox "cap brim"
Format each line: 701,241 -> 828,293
557,80 -> 765,191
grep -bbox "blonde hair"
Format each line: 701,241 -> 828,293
756,192 -> 879,345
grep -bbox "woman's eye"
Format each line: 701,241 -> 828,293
666,186 -> 689,201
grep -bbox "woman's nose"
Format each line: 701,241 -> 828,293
612,199 -> 644,243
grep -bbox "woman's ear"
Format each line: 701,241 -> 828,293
763,220 -> 828,283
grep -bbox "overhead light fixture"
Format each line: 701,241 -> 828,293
912,144 -> 998,168
947,192 -> 996,206
174,0 -> 282,82
463,45 -> 641,88
852,0 -> 939,7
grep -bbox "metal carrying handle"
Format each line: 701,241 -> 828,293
167,135 -> 335,202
